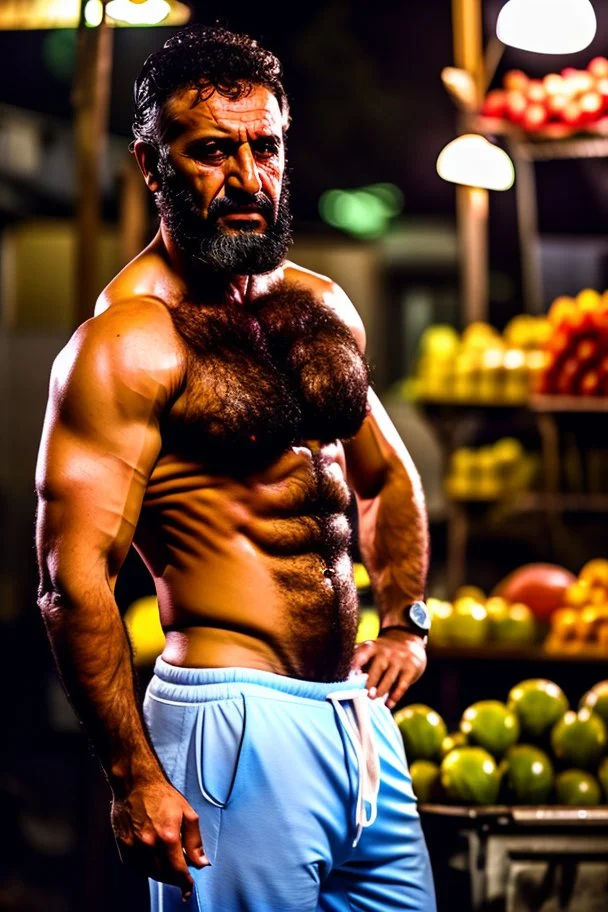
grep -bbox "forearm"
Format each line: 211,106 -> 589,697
39,584 -> 164,795
357,450 -> 429,626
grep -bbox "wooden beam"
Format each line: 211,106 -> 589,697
72,5 -> 113,329
451,0 -> 489,324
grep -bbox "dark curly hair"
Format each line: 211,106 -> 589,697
132,24 -> 290,149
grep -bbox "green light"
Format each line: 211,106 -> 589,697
84,0 -> 103,26
318,182 -> 404,239
42,29 -> 77,81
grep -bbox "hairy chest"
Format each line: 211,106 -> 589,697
162,284 -> 369,473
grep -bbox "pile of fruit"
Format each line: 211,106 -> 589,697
535,287 -> 608,397
480,57 -> 608,137
546,558 -> 608,653
444,437 -> 538,501
408,318 -> 550,404
395,678 -> 608,807
427,588 -> 538,648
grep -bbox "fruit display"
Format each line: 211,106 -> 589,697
444,437 -> 539,501
408,314 -> 552,405
491,562 -> 576,624
426,590 -> 538,648
480,57 -> 608,138
397,678 -> 608,807
408,319 -> 550,405
545,558 -> 608,652
535,287 -> 608,397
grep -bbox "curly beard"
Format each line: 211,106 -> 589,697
155,155 -> 293,275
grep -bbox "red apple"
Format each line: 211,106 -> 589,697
526,79 -> 547,104
546,93 -> 569,119
521,103 -> 549,132
504,69 -> 529,93
481,89 -> 508,118
561,67 -> 579,79
555,357 -> 581,394
505,89 -> 528,123
576,337 -> 601,367
562,100 -> 584,128
579,90 -> 603,123
579,369 -> 601,396
588,57 -> 608,79
596,78 -> 608,110
544,73 -> 566,97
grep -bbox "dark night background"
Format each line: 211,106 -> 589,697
2,0 -> 608,237
1,3 -> 608,911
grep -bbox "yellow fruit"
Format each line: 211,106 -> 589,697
453,585 -> 486,603
589,587 -> 607,605
123,595 -> 165,666
353,562 -> 371,590
548,296 -> 577,326
564,579 -> 591,607
576,288 -> 601,313
357,608 -> 380,643
550,608 -> 579,642
579,559 -> 608,588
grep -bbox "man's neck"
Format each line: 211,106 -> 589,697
158,224 -> 280,307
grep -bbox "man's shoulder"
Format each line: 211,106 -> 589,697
52,292 -> 184,405
283,261 -> 366,351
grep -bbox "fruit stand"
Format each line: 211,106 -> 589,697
420,803 -> 608,912
391,676 -> 608,912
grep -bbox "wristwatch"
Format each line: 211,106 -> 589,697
379,601 -> 431,640
406,600 -> 432,635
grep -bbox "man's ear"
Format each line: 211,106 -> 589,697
133,140 -> 161,192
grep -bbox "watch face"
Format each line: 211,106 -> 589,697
410,601 -> 431,631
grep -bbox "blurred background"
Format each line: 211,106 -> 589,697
2,1 -> 608,910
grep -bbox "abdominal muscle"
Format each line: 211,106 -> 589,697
133,442 -> 360,682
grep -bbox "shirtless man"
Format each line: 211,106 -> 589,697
36,25 -> 436,912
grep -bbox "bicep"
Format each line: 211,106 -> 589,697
36,331 -> 163,595
344,388 -> 422,500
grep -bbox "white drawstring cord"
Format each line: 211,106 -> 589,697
326,688 -> 380,846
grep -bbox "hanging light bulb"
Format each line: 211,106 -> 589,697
106,0 -> 171,25
436,135 -> 515,191
496,0 -> 597,55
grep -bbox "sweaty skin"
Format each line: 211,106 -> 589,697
35,85 -> 429,900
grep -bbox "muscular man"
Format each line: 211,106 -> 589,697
36,25 -> 436,912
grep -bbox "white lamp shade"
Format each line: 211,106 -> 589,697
497,0 -> 597,55
436,134 -> 515,191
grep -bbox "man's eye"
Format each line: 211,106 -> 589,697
254,140 -> 279,158
191,144 -> 224,161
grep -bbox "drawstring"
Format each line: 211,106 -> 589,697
326,688 -> 380,847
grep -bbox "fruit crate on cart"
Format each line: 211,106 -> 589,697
420,802 -> 608,912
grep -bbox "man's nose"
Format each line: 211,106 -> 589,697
226,145 -> 262,195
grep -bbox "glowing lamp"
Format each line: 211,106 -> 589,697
497,0 -> 597,55
106,0 -> 171,26
436,134 -> 515,192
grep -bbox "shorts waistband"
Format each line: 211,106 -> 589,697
148,657 -> 367,704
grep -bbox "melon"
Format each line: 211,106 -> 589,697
491,563 -> 576,623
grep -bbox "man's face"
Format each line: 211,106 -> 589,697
154,85 -> 292,274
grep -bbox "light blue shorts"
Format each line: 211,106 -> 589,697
143,659 -> 436,911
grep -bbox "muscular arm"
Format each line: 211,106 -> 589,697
345,387 -> 429,619
344,389 -> 429,708
317,277 -> 429,707
35,307 -> 206,895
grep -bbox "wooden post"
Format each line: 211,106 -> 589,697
118,153 -> 150,266
72,2 -> 113,329
451,0 -> 489,325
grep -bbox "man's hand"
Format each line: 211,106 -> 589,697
111,778 -> 210,901
350,629 -> 427,710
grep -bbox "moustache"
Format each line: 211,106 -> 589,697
207,194 -> 275,224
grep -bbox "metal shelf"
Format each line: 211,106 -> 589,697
470,115 -> 608,161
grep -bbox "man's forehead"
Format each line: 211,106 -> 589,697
162,85 -> 285,138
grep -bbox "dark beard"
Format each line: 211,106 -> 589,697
155,157 -> 293,275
